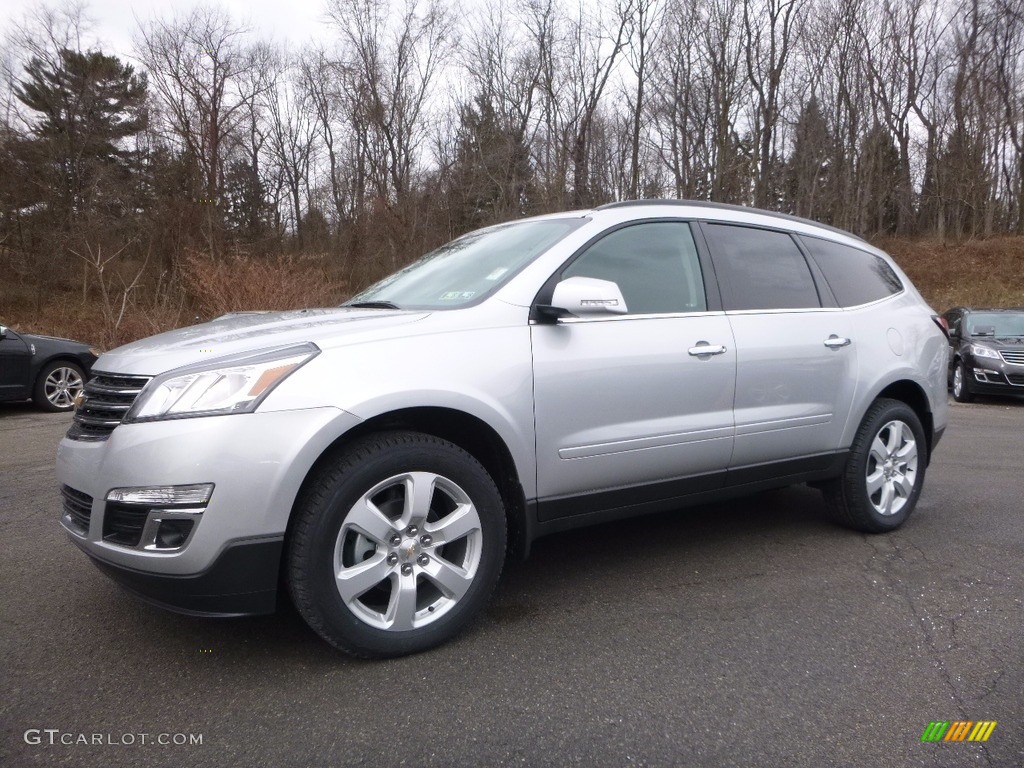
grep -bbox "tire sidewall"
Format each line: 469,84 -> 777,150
952,360 -> 973,403
291,434 -> 506,657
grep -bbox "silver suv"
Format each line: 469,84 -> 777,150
58,201 -> 949,657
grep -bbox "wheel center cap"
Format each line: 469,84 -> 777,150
399,539 -> 419,561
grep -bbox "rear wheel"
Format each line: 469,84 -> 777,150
33,361 -> 85,412
823,398 -> 927,533
287,431 -> 506,658
952,360 -> 974,403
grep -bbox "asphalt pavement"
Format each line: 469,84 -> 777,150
2,397 -> 1022,767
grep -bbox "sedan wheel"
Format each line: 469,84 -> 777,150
288,431 -> 506,658
34,361 -> 86,412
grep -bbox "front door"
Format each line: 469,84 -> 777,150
531,221 -> 736,519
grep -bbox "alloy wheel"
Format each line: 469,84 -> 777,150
333,471 -> 483,631
44,366 -> 84,409
865,419 -> 918,517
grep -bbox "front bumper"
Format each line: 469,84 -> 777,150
965,362 -> 1024,396
57,406 -> 362,609
72,535 -> 283,616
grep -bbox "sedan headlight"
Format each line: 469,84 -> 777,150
126,343 -> 319,422
969,344 -> 1000,360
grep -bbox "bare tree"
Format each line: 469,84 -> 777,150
742,0 -> 803,207
327,0 -> 454,209
136,6 -> 270,254
625,0 -> 664,198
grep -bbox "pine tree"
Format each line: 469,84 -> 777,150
14,48 -> 148,219
446,95 -> 535,233
786,97 -> 833,222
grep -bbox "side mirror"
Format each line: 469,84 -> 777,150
536,277 -> 628,321
0,325 -> 7,339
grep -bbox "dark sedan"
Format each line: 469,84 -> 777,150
943,307 -> 1024,402
0,324 -> 99,411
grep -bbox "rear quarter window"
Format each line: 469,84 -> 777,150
800,235 -> 903,307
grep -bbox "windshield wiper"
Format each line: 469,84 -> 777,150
346,301 -> 401,310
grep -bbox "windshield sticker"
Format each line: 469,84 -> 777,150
485,267 -> 509,281
439,291 -> 476,301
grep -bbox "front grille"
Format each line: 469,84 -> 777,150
67,373 -> 150,442
1008,373 -> 1024,386
61,485 -> 93,534
103,502 -> 149,547
1000,350 -> 1024,366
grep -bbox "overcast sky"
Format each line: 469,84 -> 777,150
1,0 -> 337,63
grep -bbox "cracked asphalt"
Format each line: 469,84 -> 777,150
2,396 -> 1022,767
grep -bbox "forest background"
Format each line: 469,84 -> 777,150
1,0 -> 1022,348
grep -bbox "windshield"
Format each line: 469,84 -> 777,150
966,312 -> 1024,338
345,218 -> 586,310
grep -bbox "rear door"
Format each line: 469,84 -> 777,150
697,222 -> 857,474
531,220 -> 736,519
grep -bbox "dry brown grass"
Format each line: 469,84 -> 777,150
3,236 -> 1021,349
875,235 -> 1024,312
181,251 -> 348,318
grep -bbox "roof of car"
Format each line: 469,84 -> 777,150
595,199 -> 866,243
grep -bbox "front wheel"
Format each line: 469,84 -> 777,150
952,360 -> 974,403
823,398 -> 927,533
287,432 -> 507,658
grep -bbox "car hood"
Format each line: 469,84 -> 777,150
95,308 -> 429,376
21,332 -> 93,349
968,337 -> 1024,349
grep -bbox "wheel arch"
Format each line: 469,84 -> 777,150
870,379 -> 935,462
287,406 -> 530,561
33,354 -> 87,383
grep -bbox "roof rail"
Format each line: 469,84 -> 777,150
594,199 -> 865,242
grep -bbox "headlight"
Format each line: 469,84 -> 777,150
126,343 -> 319,422
969,344 -> 1000,360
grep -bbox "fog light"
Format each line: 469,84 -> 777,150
106,483 -> 214,505
103,484 -> 212,551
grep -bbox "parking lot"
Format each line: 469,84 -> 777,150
2,397 -> 1022,767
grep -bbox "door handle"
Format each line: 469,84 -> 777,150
688,342 -> 727,357
823,335 -> 851,348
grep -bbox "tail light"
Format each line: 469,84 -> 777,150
932,315 -> 949,338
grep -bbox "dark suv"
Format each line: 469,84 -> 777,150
943,307 -> 1024,402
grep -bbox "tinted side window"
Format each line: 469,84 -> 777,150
800,236 -> 903,307
562,222 -> 707,315
701,224 -> 820,310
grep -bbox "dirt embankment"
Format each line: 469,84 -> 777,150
876,236 -> 1024,312
3,236 -> 1022,348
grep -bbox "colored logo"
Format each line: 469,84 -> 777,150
921,721 -> 997,742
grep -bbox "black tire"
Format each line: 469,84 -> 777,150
823,398 -> 927,533
951,359 -> 974,403
287,431 -> 506,658
33,360 -> 86,412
